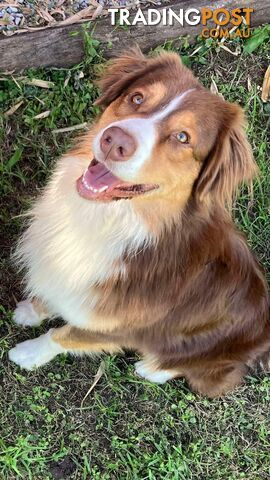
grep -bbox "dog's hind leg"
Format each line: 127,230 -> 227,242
134,355 -> 246,397
13,298 -> 51,327
9,325 -> 122,370
185,364 -> 246,398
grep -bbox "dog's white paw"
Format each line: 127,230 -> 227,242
135,360 -> 176,384
13,300 -> 44,327
8,331 -> 64,370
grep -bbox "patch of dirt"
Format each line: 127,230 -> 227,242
49,457 -> 76,480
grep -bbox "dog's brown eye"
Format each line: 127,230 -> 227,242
176,131 -> 189,144
130,93 -> 144,105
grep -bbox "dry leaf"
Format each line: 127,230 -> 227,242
33,110 -> 51,119
18,25 -> 48,33
64,72 -> 71,88
190,45 -> 203,57
36,8 -> 56,24
80,361 -> 105,407
92,4 -> 104,20
59,4 -> 97,27
35,97 -> 46,106
219,44 -> 240,56
24,79 -> 55,89
210,78 -> 219,95
210,78 -> 224,99
4,100 -> 24,117
261,65 -> 270,103
2,30 -> 16,37
52,122 -> 88,133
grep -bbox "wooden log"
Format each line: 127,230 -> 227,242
0,0 -> 269,72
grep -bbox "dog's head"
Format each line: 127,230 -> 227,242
77,49 -> 257,208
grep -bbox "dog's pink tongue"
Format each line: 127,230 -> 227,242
84,161 -> 121,190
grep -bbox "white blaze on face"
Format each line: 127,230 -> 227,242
92,88 -> 195,181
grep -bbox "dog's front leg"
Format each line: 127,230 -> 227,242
13,298 -> 51,327
8,325 -> 122,370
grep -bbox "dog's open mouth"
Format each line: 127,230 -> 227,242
76,159 -> 158,201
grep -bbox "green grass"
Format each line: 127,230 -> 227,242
0,31 -> 270,479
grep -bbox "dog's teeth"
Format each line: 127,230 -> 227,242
82,175 -> 108,194
82,177 -> 91,190
97,185 -> 108,193
91,186 -> 108,193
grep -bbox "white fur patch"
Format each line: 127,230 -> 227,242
13,299 -> 46,327
8,329 -> 65,370
135,360 -> 177,384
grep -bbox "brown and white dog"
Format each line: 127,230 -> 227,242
9,49 -> 269,397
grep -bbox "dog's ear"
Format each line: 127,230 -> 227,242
94,47 -> 147,107
195,104 -> 257,206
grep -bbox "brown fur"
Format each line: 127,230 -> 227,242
95,48 -> 197,108
52,325 -> 123,355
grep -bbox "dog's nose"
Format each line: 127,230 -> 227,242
100,126 -> 136,162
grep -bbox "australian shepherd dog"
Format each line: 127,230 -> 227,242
9,49 -> 269,397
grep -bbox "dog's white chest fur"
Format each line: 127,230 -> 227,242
16,156 -> 150,328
